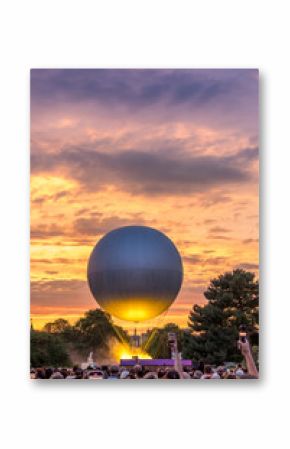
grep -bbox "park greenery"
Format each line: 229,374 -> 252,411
144,323 -> 183,358
182,269 -> 259,364
31,309 -> 129,367
31,269 -> 259,367
30,330 -> 71,367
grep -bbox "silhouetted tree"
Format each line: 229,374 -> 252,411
43,318 -> 71,334
30,330 -> 71,367
145,323 -> 183,358
72,309 -> 129,354
182,269 -> 259,364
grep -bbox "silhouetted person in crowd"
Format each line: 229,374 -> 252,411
45,368 -> 53,379
157,368 -> 166,379
101,365 -> 109,379
60,368 -> 68,379
144,372 -> 158,379
119,369 -> 130,379
201,365 -> 213,379
132,364 -> 144,379
35,368 -> 45,379
108,365 -> 119,379
51,370 -> 64,379
74,368 -> 84,379
198,361 -> 205,373
165,370 -> 180,379
87,370 -> 104,380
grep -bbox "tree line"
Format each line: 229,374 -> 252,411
31,269 -> 259,367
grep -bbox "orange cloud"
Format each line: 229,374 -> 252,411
30,69 -> 259,332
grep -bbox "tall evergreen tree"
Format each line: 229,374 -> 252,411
182,269 -> 259,364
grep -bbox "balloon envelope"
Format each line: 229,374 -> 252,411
87,226 -> 183,322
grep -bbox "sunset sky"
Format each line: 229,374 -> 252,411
30,69 -> 259,331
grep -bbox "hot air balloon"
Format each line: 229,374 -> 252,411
87,226 -> 183,322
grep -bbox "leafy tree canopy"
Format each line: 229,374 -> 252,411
30,330 -> 71,367
43,318 -> 71,334
145,323 -> 183,359
70,309 -> 129,354
182,269 -> 259,364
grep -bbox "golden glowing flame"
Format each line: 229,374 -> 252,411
112,341 -> 151,361
99,298 -> 173,322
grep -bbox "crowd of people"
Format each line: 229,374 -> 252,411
30,362 -> 255,380
30,339 -> 258,380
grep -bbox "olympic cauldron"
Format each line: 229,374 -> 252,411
87,226 -> 183,322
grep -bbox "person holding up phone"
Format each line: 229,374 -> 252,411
237,326 -> 259,378
168,332 -> 185,379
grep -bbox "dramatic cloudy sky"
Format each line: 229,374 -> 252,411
31,69 -> 259,330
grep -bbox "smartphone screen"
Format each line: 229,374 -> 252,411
239,332 -> 247,343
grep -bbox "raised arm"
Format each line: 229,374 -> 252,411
238,339 -> 259,378
172,339 -> 185,379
